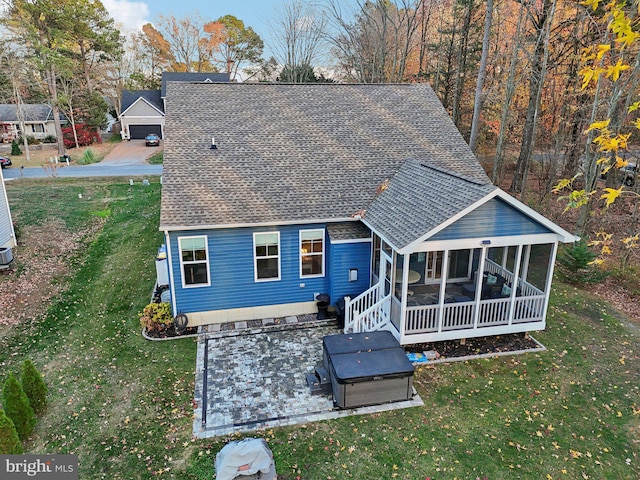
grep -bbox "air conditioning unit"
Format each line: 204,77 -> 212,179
0,247 -> 13,266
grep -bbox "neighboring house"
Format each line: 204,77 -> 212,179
159,82 -> 576,345
0,104 -> 61,143
119,72 -> 230,140
0,167 -> 16,250
119,90 -> 164,140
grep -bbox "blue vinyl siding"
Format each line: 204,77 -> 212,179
169,224 -> 331,314
430,198 -> 552,241
328,241 -> 371,304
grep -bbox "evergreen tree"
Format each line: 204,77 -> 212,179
21,360 -> 47,414
1,372 -> 36,440
0,409 -> 23,454
10,140 -> 21,156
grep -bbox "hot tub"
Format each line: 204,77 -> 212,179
328,347 -> 414,409
322,332 -> 414,409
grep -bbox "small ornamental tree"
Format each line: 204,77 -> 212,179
556,239 -> 606,286
0,409 -> 23,454
21,360 -> 47,414
2,372 -> 36,440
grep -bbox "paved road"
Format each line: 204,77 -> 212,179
2,140 -> 163,179
2,164 -> 163,179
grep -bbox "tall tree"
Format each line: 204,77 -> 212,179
155,14 -> 211,72
509,0 -> 558,198
324,0 -> 422,83
468,0 -> 493,152
4,0 -> 74,154
3,0 -> 121,154
205,15 -> 264,80
271,0 -> 327,83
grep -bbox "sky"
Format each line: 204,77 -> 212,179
102,0 -> 287,55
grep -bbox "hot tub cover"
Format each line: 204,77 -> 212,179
215,438 -> 276,480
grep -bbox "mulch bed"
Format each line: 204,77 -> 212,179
405,332 -> 542,360
144,326 -> 198,339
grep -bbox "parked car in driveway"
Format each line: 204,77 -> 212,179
145,134 -> 160,147
0,156 -> 11,168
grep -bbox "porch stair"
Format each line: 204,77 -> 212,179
344,283 -> 392,334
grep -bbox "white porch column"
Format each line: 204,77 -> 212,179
436,249 -> 449,332
507,244 -> 523,324
541,242 -> 559,324
472,247 -> 487,329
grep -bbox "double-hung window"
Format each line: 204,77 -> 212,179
300,229 -> 324,277
179,236 -> 210,287
254,232 -> 280,281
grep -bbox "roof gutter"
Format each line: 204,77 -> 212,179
159,216 -> 362,232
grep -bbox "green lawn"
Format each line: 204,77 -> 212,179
2,179 -> 639,479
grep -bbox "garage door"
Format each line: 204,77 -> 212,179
129,125 -> 162,139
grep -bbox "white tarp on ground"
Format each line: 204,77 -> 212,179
215,438 -> 277,480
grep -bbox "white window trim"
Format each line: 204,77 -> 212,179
299,228 -> 325,278
253,232 -> 281,282
178,235 -> 211,288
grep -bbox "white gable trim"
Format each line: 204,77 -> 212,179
398,189 -> 577,255
119,97 -> 164,118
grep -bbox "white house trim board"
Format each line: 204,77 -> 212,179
119,97 -> 164,118
414,233 -> 562,253
160,217 -> 358,233
329,238 -> 372,245
164,230 -> 178,315
0,168 -> 16,248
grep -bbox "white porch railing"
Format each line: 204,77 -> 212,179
348,261 -> 548,341
404,293 -> 546,337
344,284 -> 392,333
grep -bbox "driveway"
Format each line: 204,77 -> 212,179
97,139 -> 160,166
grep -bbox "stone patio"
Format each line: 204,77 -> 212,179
193,318 -> 423,438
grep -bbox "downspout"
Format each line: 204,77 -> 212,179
163,230 -> 178,317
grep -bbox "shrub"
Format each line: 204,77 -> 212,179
62,124 -> 101,149
43,135 -> 57,143
10,140 -> 21,156
556,239 -> 607,285
1,372 -> 36,440
139,302 -> 173,333
21,360 -> 47,414
79,148 -> 96,165
0,409 -> 22,454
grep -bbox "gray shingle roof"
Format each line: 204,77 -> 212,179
327,222 -> 372,242
160,83 -> 491,231
0,104 -> 55,122
161,72 -> 230,97
121,90 -> 163,113
364,159 -> 496,250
